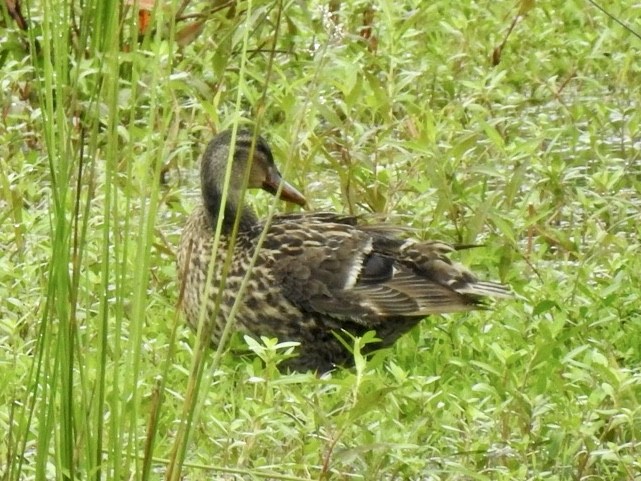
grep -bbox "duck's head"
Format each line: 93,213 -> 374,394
201,129 -> 306,224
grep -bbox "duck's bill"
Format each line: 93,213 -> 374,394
263,169 -> 307,206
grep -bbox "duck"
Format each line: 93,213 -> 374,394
177,129 -> 512,372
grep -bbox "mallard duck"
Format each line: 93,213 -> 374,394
177,129 -> 511,372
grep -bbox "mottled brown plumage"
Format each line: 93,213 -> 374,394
177,129 -> 511,372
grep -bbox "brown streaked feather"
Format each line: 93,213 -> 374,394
255,213 -> 511,324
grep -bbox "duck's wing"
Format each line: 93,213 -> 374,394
262,218 -> 511,326
354,238 -> 512,319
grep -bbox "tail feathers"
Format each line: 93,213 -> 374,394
454,280 -> 513,299
396,241 -> 513,301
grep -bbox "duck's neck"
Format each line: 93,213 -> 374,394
202,184 -> 258,232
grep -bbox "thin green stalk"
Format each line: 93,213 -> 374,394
124,5 -> 178,480
165,4 -> 258,478
36,0 -> 76,479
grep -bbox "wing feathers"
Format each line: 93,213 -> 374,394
352,268 -> 481,317
267,213 -> 511,324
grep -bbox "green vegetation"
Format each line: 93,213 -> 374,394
1,0 -> 639,479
